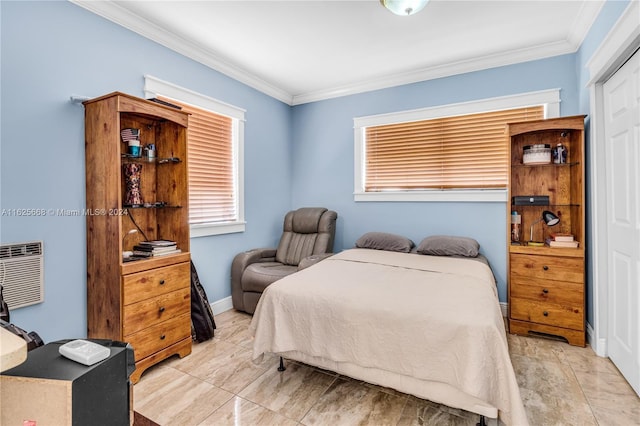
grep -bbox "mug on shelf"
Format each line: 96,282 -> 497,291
128,140 -> 141,157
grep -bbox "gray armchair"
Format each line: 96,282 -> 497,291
231,207 -> 337,314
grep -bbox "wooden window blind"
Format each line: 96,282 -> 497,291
364,106 -> 544,191
159,96 -> 236,225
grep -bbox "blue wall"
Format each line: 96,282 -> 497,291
0,0 -> 630,342
1,1 -> 292,342
291,54 -> 580,302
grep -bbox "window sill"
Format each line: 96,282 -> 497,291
354,190 -> 507,203
190,221 -> 246,238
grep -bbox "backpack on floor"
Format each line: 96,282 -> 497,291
190,261 -> 216,342
0,284 -> 9,323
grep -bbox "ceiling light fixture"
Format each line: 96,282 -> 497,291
380,0 -> 429,16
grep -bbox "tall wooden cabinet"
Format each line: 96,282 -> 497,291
507,115 -> 586,347
84,92 -> 192,383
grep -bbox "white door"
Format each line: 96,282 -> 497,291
604,48 -> 640,396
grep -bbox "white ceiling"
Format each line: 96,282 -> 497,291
72,0 -> 605,105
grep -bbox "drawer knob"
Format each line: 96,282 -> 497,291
543,311 -> 549,316
543,266 -> 549,271
542,288 -> 549,294
159,306 -> 165,313
159,279 -> 165,285
160,334 -> 166,340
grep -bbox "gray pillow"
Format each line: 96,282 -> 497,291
416,235 -> 480,257
355,232 -> 414,253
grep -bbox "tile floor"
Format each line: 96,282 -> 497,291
134,309 -> 640,425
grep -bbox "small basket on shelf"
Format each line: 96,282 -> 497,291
522,144 -> 551,165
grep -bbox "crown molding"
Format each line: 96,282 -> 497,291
69,0 -> 293,105
586,0 -> 640,85
292,40 -> 574,105
566,0 -> 606,48
70,0 -> 605,107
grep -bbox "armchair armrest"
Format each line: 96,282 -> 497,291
238,248 -> 277,264
297,253 -> 334,271
231,248 -> 277,311
232,248 -> 277,278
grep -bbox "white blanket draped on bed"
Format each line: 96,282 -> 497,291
250,248 -> 528,425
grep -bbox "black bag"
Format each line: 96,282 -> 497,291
0,284 -> 9,323
190,261 -> 216,342
0,284 -> 44,351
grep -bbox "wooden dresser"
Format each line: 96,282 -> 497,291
120,260 -> 191,383
509,248 -> 585,346
83,92 -> 192,383
507,115 -> 586,347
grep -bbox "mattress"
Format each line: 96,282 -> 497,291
250,248 -> 528,425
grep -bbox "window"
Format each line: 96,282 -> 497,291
364,106 -> 544,190
144,75 -> 245,236
354,89 -> 560,202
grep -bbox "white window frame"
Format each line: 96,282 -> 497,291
144,75 -> 246,237
353,89 -> 561,202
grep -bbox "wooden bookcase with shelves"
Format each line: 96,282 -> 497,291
83,92 -> 192,383
507,115 -> 586,347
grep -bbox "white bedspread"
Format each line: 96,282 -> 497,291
250,248 -> 528,425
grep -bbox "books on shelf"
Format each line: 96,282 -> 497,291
137,240 -> 177,247
546,232 -> 578,247
153,248 -> 182,256
131,250 -> 153,258
132,249 -> 182,257
545,238 -> 579,248
131,240 -> 181,257
549,233 -> 574,242
133,244 -> 177,253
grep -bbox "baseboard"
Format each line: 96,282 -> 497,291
211,296 -> 233,315
586,322 -> 607,357
500,302 -> 507,317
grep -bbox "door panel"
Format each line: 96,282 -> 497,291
604,49 -> 640,396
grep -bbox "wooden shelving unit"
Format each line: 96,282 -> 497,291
83,92 -> 192,382
507,115 -> 586,347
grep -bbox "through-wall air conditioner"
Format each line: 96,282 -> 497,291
0,241 -> 44,309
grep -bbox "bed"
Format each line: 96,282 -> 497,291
249,234 -> 528,426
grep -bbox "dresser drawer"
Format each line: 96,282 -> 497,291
510,276 -> 583,305
125,312 -> 191,361
123,262 -> 189,305
510,254 -> 583,283
123,288 -> 190,336
510,297 -> 583,330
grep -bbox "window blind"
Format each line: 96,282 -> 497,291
364,106 -> 544,191
159,96 -> 236,225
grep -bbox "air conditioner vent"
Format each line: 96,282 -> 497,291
0,241 -> 44,309
0,241 -> 42,259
